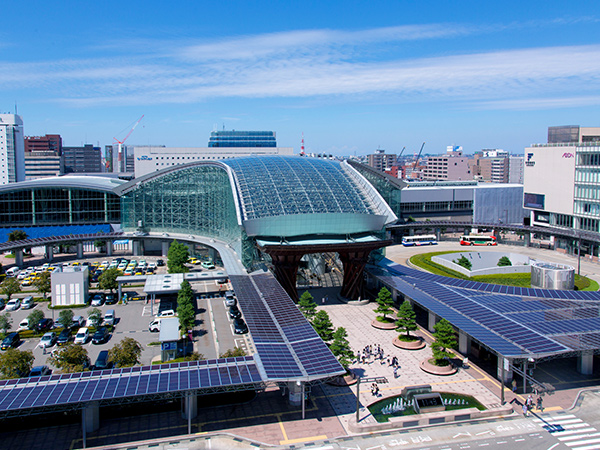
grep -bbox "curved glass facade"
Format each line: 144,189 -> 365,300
0,187 -> 120,227
120,165 -> 240,242
224,156 -> 377,220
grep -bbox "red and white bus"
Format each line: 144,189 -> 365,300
460,235 -> 497,246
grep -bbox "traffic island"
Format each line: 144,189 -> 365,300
419,359 -> 457,376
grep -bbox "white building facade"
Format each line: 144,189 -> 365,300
131,145 -> 294,177
0,114 -> 25,184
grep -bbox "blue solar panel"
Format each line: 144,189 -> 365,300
0,358 -> 264,414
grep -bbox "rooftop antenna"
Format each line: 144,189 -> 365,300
300,132 -> 305,156
14,102 -> 17,115
223,123 -> 225,131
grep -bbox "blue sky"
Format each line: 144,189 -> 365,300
2,1 -> 600,156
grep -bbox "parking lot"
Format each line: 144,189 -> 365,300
0,253 -> 251,373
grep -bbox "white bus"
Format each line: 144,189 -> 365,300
460,235 -> 497,246
402,235 -> 438,247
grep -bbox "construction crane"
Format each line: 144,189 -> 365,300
413,142 -> 425,169
113,115 -> 144,172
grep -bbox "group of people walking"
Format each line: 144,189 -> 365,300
355,344 -> 403,395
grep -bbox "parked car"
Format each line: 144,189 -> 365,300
56,328 -> 72,346
74,328 -> 89,344
148,318 -> 161,332
104,293 -> 117,305
21,296 -> 34,309
36,318 -> 54,333
156,259 -> 165,266
92,327 -> 109,345
17,318 -> 30,332
39,332 -> 57,348
93,350 -> 112,370
1,332 -> 20,350
156,309 -> 176,318
233,318 -> 248,334
225,291 -> 237,307
90,294 -> 104,307
228,305 -> 242,319
201,261 -> 215,269
71,315 -> 85,329
29,365 -> 52,377
5,298 -> 21,311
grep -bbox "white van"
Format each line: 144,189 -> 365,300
103,309 -> 116,326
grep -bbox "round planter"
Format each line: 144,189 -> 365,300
327,370 -> 359,387
419,359 -> 457,376
393,336 -> 426,350
371,319 -> 397,330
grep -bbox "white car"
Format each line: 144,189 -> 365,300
16,272 -> 28,280
5,298 -> 21,311
74,327 -> 89,344
17,319 -> 30,332
39,332 -> 56,348
156,309 -> 176,318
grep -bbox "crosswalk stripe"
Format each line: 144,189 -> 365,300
570,444 -> 600,450
548,419 -> 585,425
534,414 -> 577,422
560,423 -> 591,429
550,428 -> 597,436
567,437 -> 600,447
559,432 -> 600,442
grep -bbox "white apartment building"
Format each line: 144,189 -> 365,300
131,145 -> 294,177
0,114 -> 25,184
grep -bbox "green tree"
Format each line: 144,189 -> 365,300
497,256 -> 512,267
167,240 -> 189,274
99,268 -> 122,293
48,344 -> 90,373
0,313 -> 12,335
58,309 -> 74,329
454,255 -> 472,270
8,230 -> 28,242
33,271 -> 51,299
108,337 -> 142,368
395,300 -> 418,340
312,310 -> 335,343
220,347 -> 246,358
431,319 -> 457,366
27,310 -> 44,330
329,327 -> 355,370
177,280 -> 195,333
374,286 -> 394,322
0,277 -> 21,302
87,308 -> 102,327
0,349 -> 34,379
298,291 -> 317,322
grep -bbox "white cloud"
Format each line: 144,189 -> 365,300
3,24 -> 600,111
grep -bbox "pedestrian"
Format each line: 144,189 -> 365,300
393,366 -> 398,378
536,396 -> 543,412
512,379 -> 517,393
526,395 -> 533,409
522,403 -> 528,417
322,297 -> 325,305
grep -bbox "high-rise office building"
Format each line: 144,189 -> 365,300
0,114 -> 25,184
24,134 -> 63,180
208,130 -> 277,147
548,126 -> 600,144
62,144 -> 102,173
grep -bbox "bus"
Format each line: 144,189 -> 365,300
460,235 -> 497,246
402,235 -> 438,247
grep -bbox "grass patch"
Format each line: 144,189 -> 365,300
396,335 -> 418,342
375,316 -> 395,323
410,251 -> 597,289
369,392 -> 485,422
575,275 -> 599,291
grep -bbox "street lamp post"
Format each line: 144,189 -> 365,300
355,376 -> 388,423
